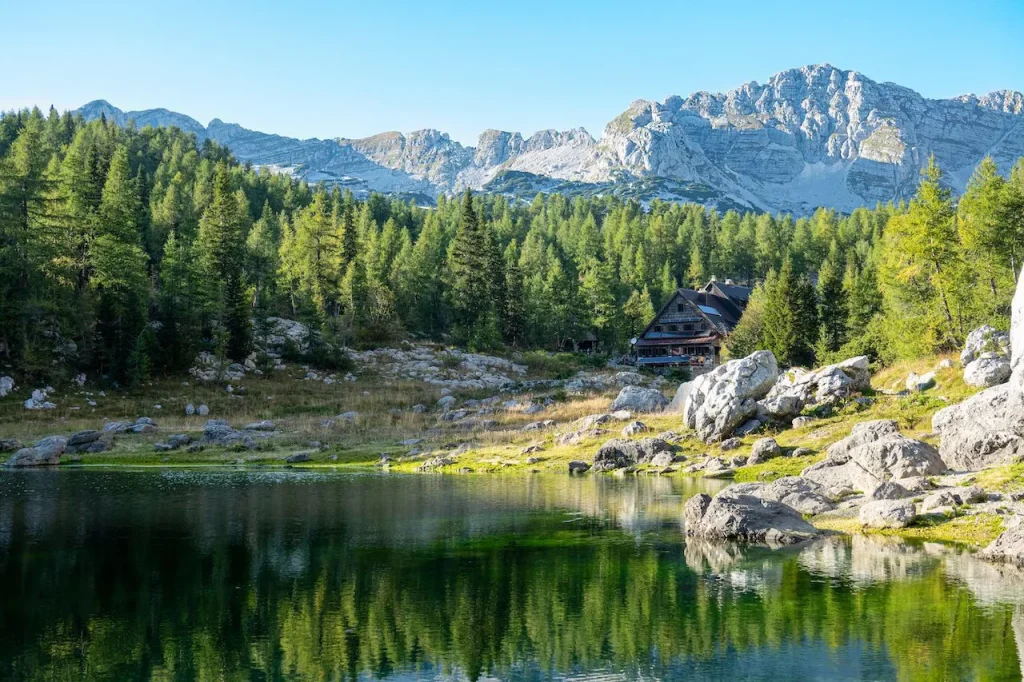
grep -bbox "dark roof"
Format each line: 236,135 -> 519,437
675,289 -> 743,330
709,281 -> 752,303
636,334 -> 722,347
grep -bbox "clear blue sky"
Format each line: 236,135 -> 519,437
3,0 -> 1022,145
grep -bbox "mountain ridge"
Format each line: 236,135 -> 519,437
74,64 -> 1024,213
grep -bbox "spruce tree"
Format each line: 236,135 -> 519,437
816,257 -> 848,357
446,189 -> 492,341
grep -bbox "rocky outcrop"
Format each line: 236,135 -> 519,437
727,476 -> 835,515
682,350 -> 779,442
4,436 -> 67,467
592,437 -> 674,471
962,325 -> 1010,365
964,354 -> 1012,387
758,356 -> 870,421
609,385 -> 668,413
802,420 -> 946,492
978,521 -> 1024,567
684,487 -> 818,545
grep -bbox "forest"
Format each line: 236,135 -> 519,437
1,105 -> 1023,385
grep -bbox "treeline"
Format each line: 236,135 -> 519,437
1,106 -> 1023,384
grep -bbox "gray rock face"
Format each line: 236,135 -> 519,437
978,522 -> 1024,567
759,356 -> 870,421
5,436 -> 67,467
860,500 -> 917,529
568,460 -> 591,474
905,371 -> 936,392
802,420 -> 946,491
609,386 -> 668,413
76,65 -> 1024,214
866,481 -> 910,501
748,437 -> 781,465
621,420 -> 649,437
682,350 -> 779,442
593,437 -> 674,471
684,487 -> 818,545
963,354 -> 1011,388
933,381 -> 1024,470
729,476 -> 835,515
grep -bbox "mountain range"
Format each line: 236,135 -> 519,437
75,64 -> 1024,214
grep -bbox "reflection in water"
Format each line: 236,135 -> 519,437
0,469 -> 1021,681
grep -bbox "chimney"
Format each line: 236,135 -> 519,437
725,278 -> 735,285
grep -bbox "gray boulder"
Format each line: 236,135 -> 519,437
621,420 -> 649,437
5,435 -> 67,467
961,324 -> 1010,365
860,500 -> 916,529
932,382 -> 1024,470
682,350 -> 779,442
963,354 -> 1011,388
67,430 -> 101,453
729,476 -> 835,515
0,439 -> 21,453
609,385 -> 668,413
978,522 -> 1024,567
759,356 -> 870,421
244,420 -> 276,431
801,420 -> 946,492
593,437 -> 674,471
905,371 -> 936,392
866,481 -> 910,500
748,437 -> 781,465
285,451 -> 312,464
568,460 -> 591,474
684,487 -> 818,545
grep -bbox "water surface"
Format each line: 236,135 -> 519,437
1,469 -> 1022,681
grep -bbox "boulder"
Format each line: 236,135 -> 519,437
792,416 -> 817,429
649,451 -> 674,467
24,388 -> 56,410
682,350 -> 779,442
0,438 -> 21,453
961,324 -> 1010,365
609,386 -> 668,413
748,437 -> 781,465
621,420 -> 649,437
860,500 -> 916,529
197,404 -> 210,417
932,382 -> 1024,470
720,437 -> 742,451
611,371 -> 644,386
5,435 -> 67,467
0,376 -> 13,397
963,354 -> 1011,388
802,420 -> 946,492
592,437 -> 674,471
734,418 -> 763,436
568,460 -> 591,474
684,488 -> 818,545
759,356 -> 870,421
244,420 -> 276,431
285,451 -> 313,464
978,522 -> 1024,567
729,476 -> 835,515
905,371 -> 936,392
866,481 -> 910,500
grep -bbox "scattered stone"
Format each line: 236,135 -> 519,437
411,404 -> 427,413
905,371 -> 936,392
24,388 -> 57,410
649,451 -> 674,467
792,416 -> 816,429
621,420 -> 649,437
791,447 -> 815,458
285,451 -> 312,464
702,457 -> 733,478
728,477 -> 835,515
437,395 -> 457,410
866,481 -> 910,500
244,420 -> 276,431
0,439 -> 22,453
522,420 -> 555,432
0,376 -> 14,397
748,437 -> 781,465
67,430 -> 101,451
418,455 -> 454,471
337,411 -> 358,422
961,324 -> 1010,365
103,421 -> 133,434
154,443 -> 174,452
185,403 -> 196,416
197,404 -> 210,417
555,428 -> 606,446
937,358 -> 955,370
568,460 -> 591,474
611,371 -> 644,386
684,487 -> 818,545
167,434 -> 192,449
734,418 -> 763,436
521,444 -> 544,455
860,500 -> 917,529
720,437 -> 742,451
609,385 -> 668,413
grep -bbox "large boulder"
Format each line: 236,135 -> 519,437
609,386 -> 668,413
759,356 -> 871,421
727,476 -> 835,515
748,437 -> 781,465
933,382 -> 1024,470
5,435 -> 67,467
802,420 -> 946,492
978,521 -> 1024,567
961,324 -> 1010,365
682,350 -> 779,442
963,354 -> 1012,388
592,437 -> 674,471
859,500 -> 917,529
684,487 -> 818,545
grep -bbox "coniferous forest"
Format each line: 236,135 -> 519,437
2,106 -> 1024,385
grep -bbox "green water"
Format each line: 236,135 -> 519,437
0,469 -> 1022,681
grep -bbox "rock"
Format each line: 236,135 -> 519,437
418,455 -> 455,470
866,481 -> 910,500
792,416 -> 816,429
522,420 -> 555,432
556,428 -> 606,446
24,388 -> 56,410
103,421 -> 133,434
611,371 -> 644,386
649,451 -> 674,467
285,451 -> 313,463
682,350 -> 779,442
978,522 -> 1024,567
185,403 -> 196,416
937,358 -> 955,370
437,395 -> 457,410
568,460 -> 591,474
592,437 -> 674,471
610,409 -> 632,420
905,371 -> 936,392
154,443 -> 174,452
666,381 -> 692,414
201,419 -> 256,449
759,356 -> 871,423
0,439 -> 21,453
748,437 -> 781,465
67,430 -> 101,448
521,444 -> 544,455
244,420 -> 276,431
197,404 -> 210,417
609,386 -> 668,413
411,404 -> 427,413
684,487 -> 818,545
730,476 -> 835,515
337,411 -> 358,422
963,354 -> 1011,387
621,420 -> 649,437
792,447 -> 815,457
167,434 -> 192,449
932,382 -> 1024,470
961,324 -> 1010,365
802,420 -> 946,491
895,476 -> 932,493
734,418 -> 763,436
860,500 -> 916,529
5,435 -> 67,467
720,437 -> 742,451
0,376 -> 13,397
400,438 -> 423,447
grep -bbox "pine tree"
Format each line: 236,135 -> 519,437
622,287 -> 655,340
761,260 -> 798,366
446,189 -> 492,341
503,247 -> 526,346
816,257 -> 848,357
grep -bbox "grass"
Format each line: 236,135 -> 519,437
813,512 -> 1006,547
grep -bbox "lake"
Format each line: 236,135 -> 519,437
0,469 -> 1022,681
